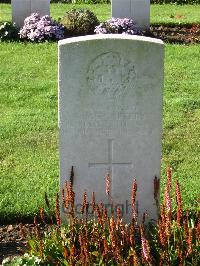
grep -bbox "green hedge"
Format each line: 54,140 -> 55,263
0,0 -> 200,4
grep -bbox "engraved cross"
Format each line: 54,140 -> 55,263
88,139 -> 133,176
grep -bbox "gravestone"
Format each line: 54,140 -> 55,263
12,0 -> 50,28
112,0 -> 150,30
58,35 -> 164,222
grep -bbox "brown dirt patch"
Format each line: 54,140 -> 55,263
0,224 -> 33,264
148,24 -> 200,44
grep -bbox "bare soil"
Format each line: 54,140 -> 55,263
0,224 -> 33,264
148,23 -> 200,44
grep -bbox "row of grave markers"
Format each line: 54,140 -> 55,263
12,0 -> 150,29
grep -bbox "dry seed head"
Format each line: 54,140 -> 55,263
39,207 -> 45,224
55,193 -> 61,226
70,166 -> 74,186
63,246 -> 69,259
44,192 -> 50,209
164,187 -> 172,215
154,176 -> 160,201
131,179 -> 137,208
91,191 -> 96,211
176,180 -> 183,226
34,216 -> 38,226
105,173 -> 111,196
187,228 -> 193,255
140,226 -> 152,264
166,167 -> 172,189
81,191 -> 87,214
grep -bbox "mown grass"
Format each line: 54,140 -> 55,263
0,42 -> 199,224
0,3 -> 200,23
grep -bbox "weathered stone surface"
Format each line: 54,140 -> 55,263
12,0 -> 50,28
58,34 -> 164,222
112,0 -> 150,30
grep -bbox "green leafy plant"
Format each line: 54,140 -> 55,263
15,168 -> 200,265
2,254 -> 42,266
0,22 -> 18,42
60,9 -> 99,37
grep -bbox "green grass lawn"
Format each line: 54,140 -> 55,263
0,3 -> 200,24
0,3 -> 199,224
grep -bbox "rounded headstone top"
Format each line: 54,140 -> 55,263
58,34 -> 164,46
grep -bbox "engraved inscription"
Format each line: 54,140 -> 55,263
64,110 -> 147,137
87,52 -> 136,97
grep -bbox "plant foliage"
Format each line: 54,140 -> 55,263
60,9 -> 99,37
12,168 -> 200,265
0,22 -> 18,41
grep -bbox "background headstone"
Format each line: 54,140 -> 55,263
58,35 -> 164,222
112,0 -> 150,30
12,0 -> 50,28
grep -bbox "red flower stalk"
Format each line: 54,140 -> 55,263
62,188 -> 65,206
183,209 -> 189,240
95,204 -> 103,227
178,248 -> 183,266
39,207 -> 45,224
81,191 -> 87,215
176,180 -> 183,227
103,238 -> 109,258
131,179 -> 138,222
140,225 -> 152,265
69,245 -> 75,263
164,187 -> 172,216
158,220 -> 166,247
164,187 -> 172,238
129,224 -> 135,247
34,216 -> 38,226
142,212 -> 147,224
158,206 -> 167,246
68,181 -> 75,218
197,213 -> 200,241
64,181 -> 69,209
116,207 -> 122,228
131,179 -> 137,208
103,205 -> 108,224
70,166 -> 74,186
154,176 -> 160,201
44,192 -> 50,209
55,193 -> 61,226
105,173 -> 111,196
166,167 -> 172,190
187,228 -> 193,256
39,240 -> 44,260
63,246 -> 69,260
91,192 -> 96,212
132,249 -> 139,266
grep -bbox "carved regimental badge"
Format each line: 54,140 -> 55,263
87,52 -> 136,98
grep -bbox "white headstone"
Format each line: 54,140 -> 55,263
12,0 -> 50,28
112,0 -> 150,30
59,35 -> 164,222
